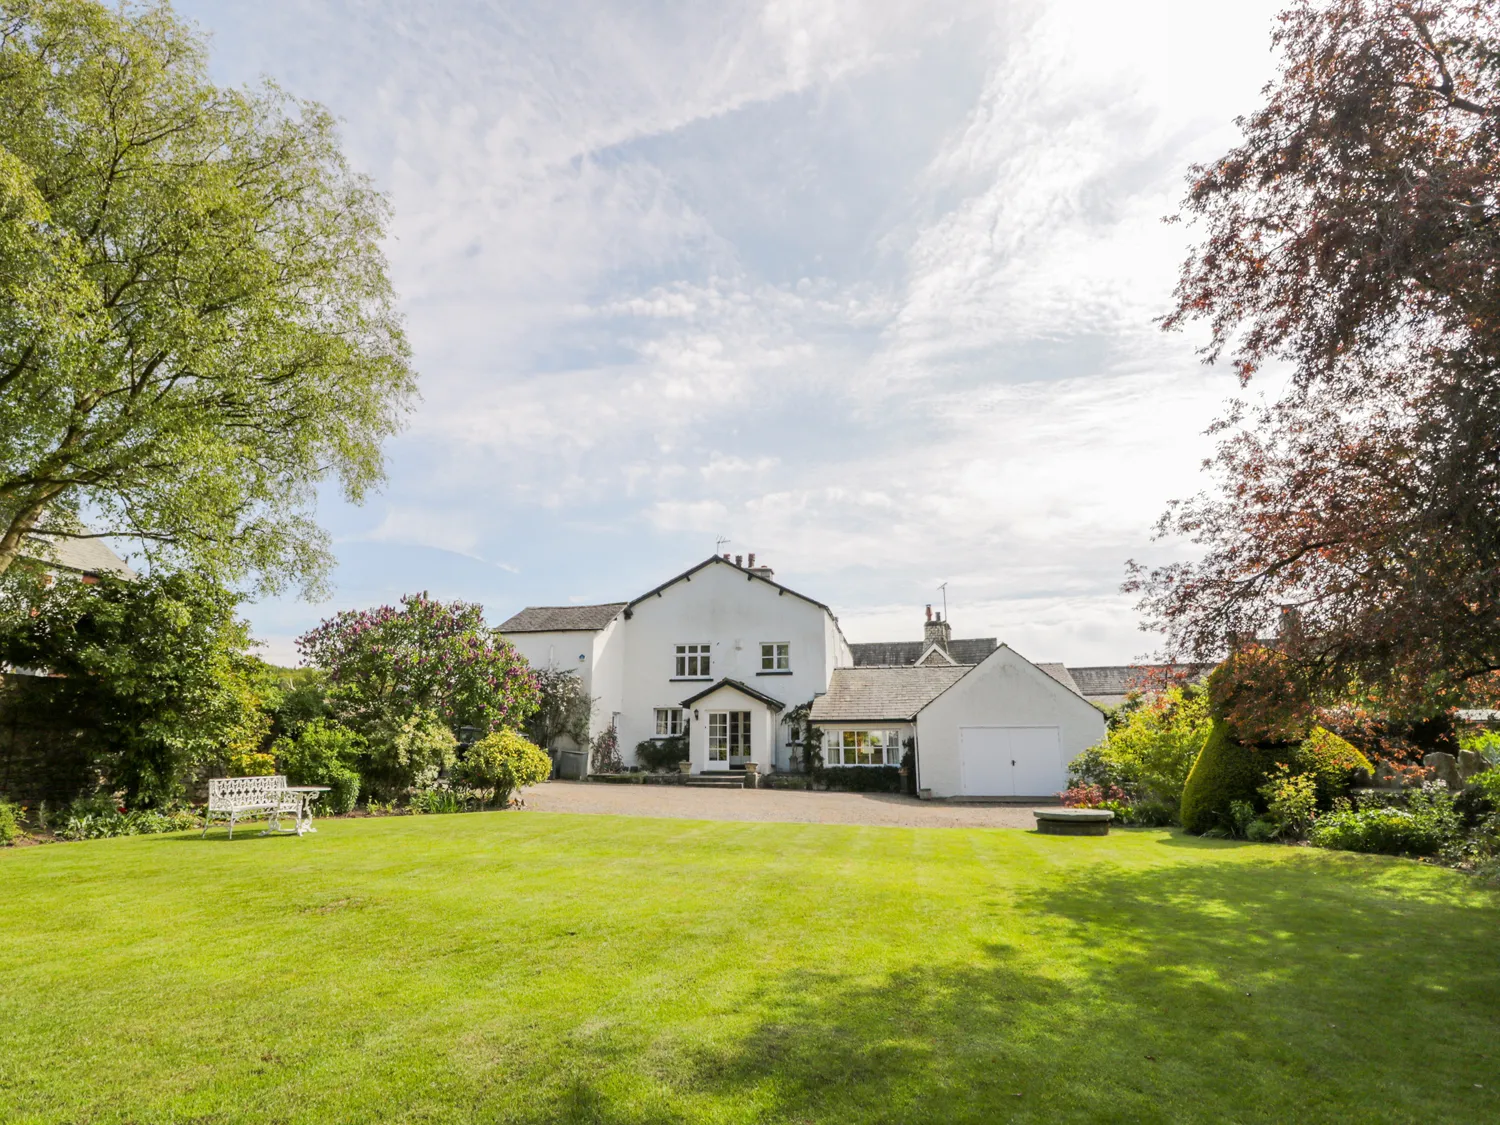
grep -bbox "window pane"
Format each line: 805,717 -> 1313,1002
776,643 -> 790,670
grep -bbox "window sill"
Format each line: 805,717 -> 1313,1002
755,670 -> 793,676
669,676 -> 713,682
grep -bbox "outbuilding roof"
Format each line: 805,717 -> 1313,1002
848,638 -> 998,666
810,665 -> 972,723
497,603 -> 627,633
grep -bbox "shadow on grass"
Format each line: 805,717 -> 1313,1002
516,858 -> 1499,1125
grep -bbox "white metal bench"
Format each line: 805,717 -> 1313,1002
202,775 -> 302,839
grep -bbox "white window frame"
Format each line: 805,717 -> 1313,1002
830,729 -> 904,766
759,642 -> 791,672
674,643 -> 711,678
654,707 -> 684,737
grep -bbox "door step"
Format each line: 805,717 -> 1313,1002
685,776 -> 745,789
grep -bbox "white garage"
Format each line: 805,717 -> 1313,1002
812,645 -> 1106,800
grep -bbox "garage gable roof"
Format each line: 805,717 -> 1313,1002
810,665 -> 972,723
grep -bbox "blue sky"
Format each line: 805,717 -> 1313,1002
175,0 -> 1285,666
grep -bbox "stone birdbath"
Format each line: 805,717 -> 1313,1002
1033,808 -> 1114,836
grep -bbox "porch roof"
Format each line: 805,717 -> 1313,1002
678,677 -> 786,712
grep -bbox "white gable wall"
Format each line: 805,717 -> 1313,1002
617,560 -> 836,767
915,645 -> 1105,798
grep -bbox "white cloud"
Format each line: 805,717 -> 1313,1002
179,0 -> 1286,664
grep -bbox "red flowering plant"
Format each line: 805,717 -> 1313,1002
297,593 -> 540,743
1061,784 -> 1130,809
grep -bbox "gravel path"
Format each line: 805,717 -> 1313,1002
523,780 -> 1048,829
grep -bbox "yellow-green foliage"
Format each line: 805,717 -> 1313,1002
1095,686 -> 1212,804
1180,719 -> 1273,834
463,730 -> 552,806
1289,727 -> 1372,807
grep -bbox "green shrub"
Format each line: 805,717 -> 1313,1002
60,806 -> 199,840
1075,686 -> 1211,807
817,766 -> 902,793
1259,765 -> 1318,840
462,729 -> 552,807
362,709 -> 457,798
1180,720 -> 1275,834
1289,727 -> 1372,806
274,719 -> 362,815
1309,788 -> 1461,856
636,732 -> 689,772
0,800 -> 21,845
1099,799 -> 1178,828
409,782 -> 478,814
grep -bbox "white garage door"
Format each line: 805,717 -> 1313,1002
958,726 -> 1064,797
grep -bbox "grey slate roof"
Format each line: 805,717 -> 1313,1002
22,535 -> 135,579
497,603 -> 627,633
1036,663 -> 1083,696
810,665 -> 972,723
1066,665 -> 1208,699
848,638 -> 997,666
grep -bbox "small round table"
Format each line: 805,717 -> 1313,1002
283,786 -> 330,836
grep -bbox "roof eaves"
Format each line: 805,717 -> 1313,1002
624,556 -> 834,619
679,677 -> 787,712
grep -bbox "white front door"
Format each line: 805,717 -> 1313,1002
958,726 -> 1063,797
708,711 -> 752,769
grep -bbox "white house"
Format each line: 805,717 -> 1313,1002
499,554 -> 1105,798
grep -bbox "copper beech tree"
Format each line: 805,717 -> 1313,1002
1129,0 -> 1500,714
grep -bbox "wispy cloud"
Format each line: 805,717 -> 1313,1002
181,0 -> 1284,664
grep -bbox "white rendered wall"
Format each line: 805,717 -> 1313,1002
615,560 -> 836,768
915,646 -> 1106,798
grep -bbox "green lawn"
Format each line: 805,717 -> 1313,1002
1,811 -> 1497,1124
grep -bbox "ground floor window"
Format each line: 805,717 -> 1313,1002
654,707 -> 684,737
708,711 -> 751,761
829,729 -> 904,766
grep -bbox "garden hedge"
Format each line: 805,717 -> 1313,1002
1180,720 -> 1273,834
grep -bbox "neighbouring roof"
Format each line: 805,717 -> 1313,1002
497,603 -> 627,634
848,638 -> 998,666
1036,663 -> 1083,696
810,665 -> 972,723
679,677 -> 787,712
1066,665 -> 1208,700
22,535 -> 135,579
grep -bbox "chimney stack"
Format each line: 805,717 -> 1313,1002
924,607 -> 951,653
747,553 -> 756,568
734,554 -> 743,567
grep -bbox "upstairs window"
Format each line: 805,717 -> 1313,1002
654,707 -> 684,737
760,642 -> 790,671
675,643 -> 711,678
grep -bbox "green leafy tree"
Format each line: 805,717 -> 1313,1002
297,594 -> 540,740
460,729 -> 552,808
0,571 -> 264,806
0,0 -> 414,593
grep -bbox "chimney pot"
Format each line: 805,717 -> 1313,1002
748,552 -> 756,568
734,554 -> 743,567
925,604 -> 932,622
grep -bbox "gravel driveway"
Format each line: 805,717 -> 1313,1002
523,780 -> 1048,829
